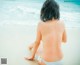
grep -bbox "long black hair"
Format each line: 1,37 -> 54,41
40,0 -> 60,22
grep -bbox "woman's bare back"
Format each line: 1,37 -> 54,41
39,20 -> 65,62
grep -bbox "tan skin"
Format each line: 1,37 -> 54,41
25,19 -> 67,65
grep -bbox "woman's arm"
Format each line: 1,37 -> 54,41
62,29 -> 67,43
25,22 -> 42,60
62,23 -> 67,43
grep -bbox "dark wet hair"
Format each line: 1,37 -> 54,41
40,0 -> 60,22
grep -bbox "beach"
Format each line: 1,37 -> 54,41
0,0 -> 80,65
0,24 -> 80,65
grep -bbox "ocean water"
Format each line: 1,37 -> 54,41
0,0 -> 80,27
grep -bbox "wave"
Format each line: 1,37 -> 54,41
0,1 -> 80,28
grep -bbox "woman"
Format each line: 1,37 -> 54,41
25,0 -> 67,65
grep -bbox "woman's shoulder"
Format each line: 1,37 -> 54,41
58,20 -> 65,26
58,20 -> 66,30
38,20 -> 65,27
38,21 -> 44,26
37,21 -> 43,29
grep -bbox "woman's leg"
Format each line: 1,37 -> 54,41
28,42 -> 43,56
28,43 -> 34,50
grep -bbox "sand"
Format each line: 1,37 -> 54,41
0,24 -> 80,65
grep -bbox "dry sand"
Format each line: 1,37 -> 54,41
0,24 -> 80,65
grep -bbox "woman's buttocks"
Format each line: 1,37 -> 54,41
42,42 -> 63,62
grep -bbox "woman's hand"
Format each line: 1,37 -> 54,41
24,56 -> 34,61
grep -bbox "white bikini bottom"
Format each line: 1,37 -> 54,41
35,55 -> 63,65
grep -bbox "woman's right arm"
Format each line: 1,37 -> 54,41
62,29 -> 67,43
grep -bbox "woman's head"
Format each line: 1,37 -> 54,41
40,0 -> 60,22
